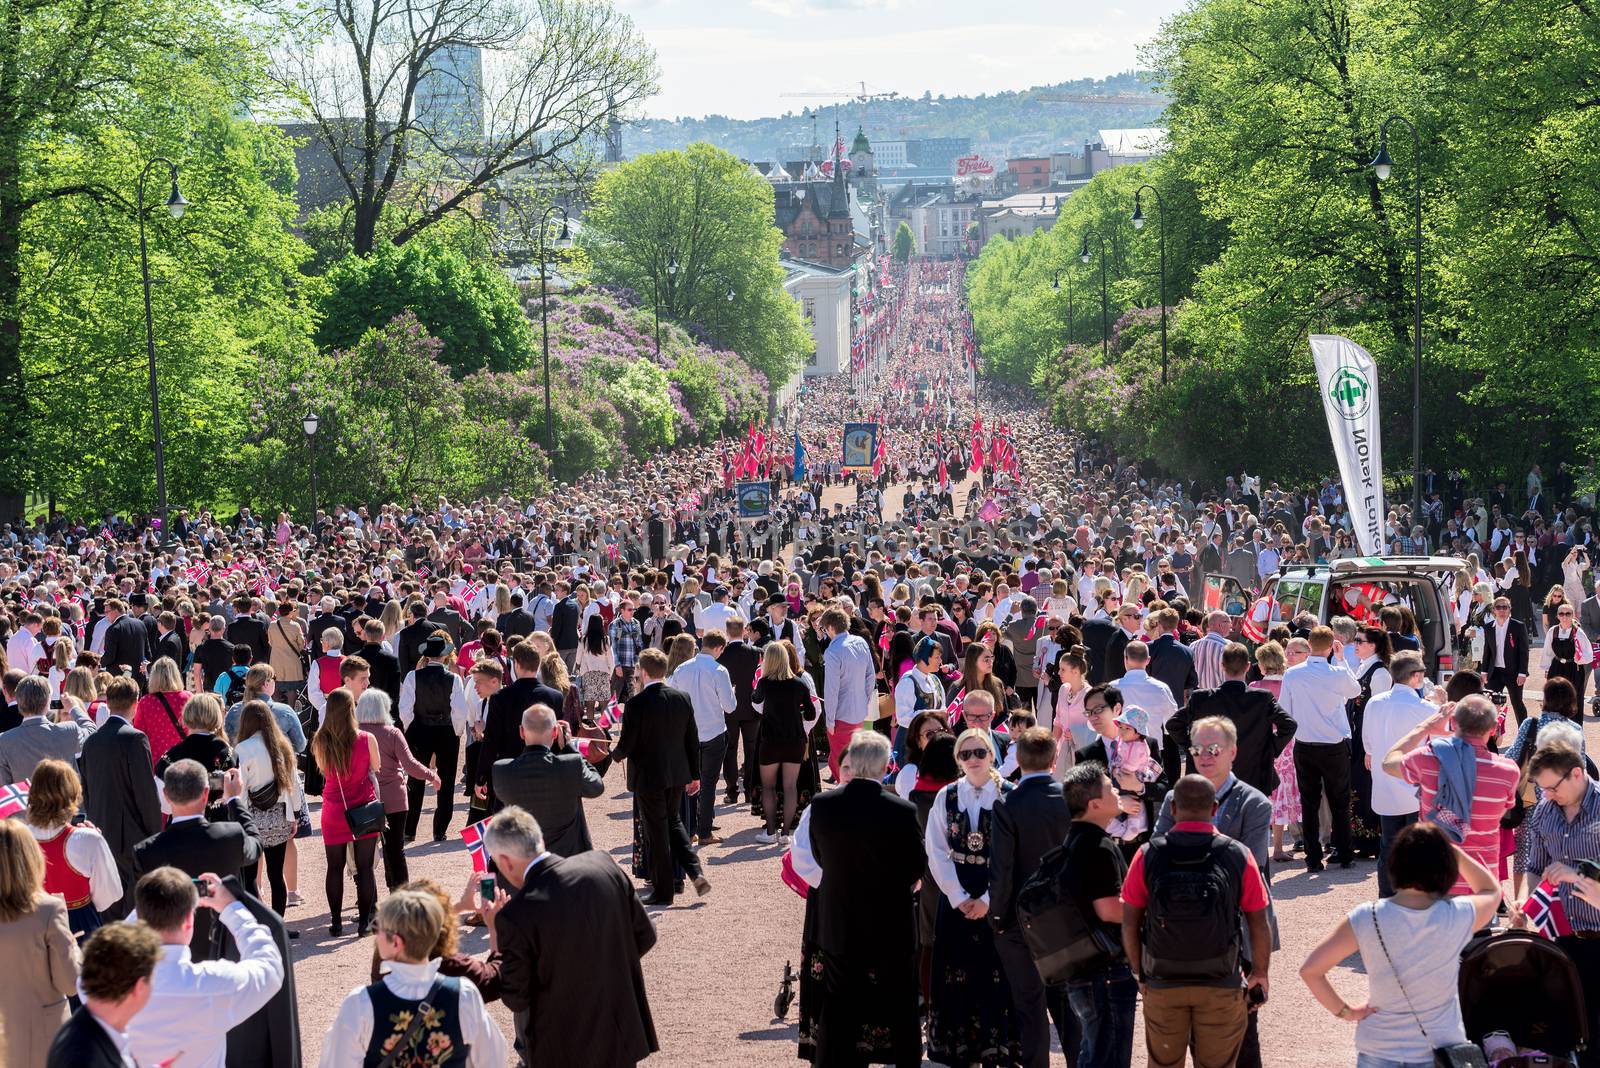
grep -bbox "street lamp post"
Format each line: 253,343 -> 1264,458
536,205 -> 569,456
655,255 -> 678,357
302,410 -> 320,532
1369,115 -> 1424,525
137,158 -> 188,536
1131,184 -> 1169,384
1079,231 -> 1109,360
1052,269 -> 1074,345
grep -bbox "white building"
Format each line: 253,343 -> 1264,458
873,140 -> 909,168
782,256 -> 855,377
908,192 -> 980,258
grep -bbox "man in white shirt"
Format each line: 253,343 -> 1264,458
1359,651 -> 1433,897
398,633 -> 473,842
1278,625 -> 1361,871
54,920 -> 163,1068
696,585 -> 738,636
671,631 -> 737,845
7,609 -> 44,671
892,637 -> 946,762
126,868 -> 284,1068
1116,641 -> 1179,754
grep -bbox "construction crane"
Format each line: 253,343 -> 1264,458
1034,93 -> 1167,106
780,81 -> 901,131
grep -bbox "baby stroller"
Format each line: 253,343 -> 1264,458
1459,930 -> 1587,1067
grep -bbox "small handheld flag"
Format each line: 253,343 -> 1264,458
0,780 -> 30,819
460,817 -> 492,874
1523,880 -> 1573,940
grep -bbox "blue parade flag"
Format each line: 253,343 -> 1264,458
792,431 -> 806,482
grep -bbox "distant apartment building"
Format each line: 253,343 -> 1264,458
1006,157 -> 1050,191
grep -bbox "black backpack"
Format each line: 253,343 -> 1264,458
1140,833 -> 1244,984
1015,844 -> 1124,984
223,667 -> 249,708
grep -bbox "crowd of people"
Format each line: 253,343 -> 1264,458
0,256 -> 1597,1068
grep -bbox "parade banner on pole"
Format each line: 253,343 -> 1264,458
736,481 -> 772,518
1311,335 -> 1386,556
842,422 -> 878,472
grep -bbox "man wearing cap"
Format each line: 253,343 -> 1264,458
399,632 -> 473,842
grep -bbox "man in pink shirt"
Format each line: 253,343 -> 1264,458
1381,693 -> 1518,895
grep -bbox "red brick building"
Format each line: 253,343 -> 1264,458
1007,156 -> 1051,191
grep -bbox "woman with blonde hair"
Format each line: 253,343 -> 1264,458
313,687 -> 382,936
665,633 -> 698,678
752,641 -> 817,844
538,651 -> 583,728
0,821 -> 79,1068
45,628 -> 73,704
132,655 -> 193,764
156,692 -> 236,810
25,758 -> 121,942
378,600 -> 404,647
62,666 -> 107,725
924,726 -> 1019,1063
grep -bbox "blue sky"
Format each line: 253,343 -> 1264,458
617,0 -> 1190,120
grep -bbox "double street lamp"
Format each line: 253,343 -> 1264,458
1131,184 -> 1169,384
137,158 -> 188,537
1051,269 -> 1074,346
1369,114 -> 1425,524
1079,230 -> 1109,360
535,205 -> 570,456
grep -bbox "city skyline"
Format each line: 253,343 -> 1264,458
617,0 -> 1188,121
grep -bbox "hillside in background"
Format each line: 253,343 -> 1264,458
625,72 -> 1165,163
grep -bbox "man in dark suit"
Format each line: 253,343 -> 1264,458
46,921 -> 164,1068
549,581 -> 581,669
1483,595 -> 1531,722
1167,641 -> 1297,796
491,703 -> 604,856
489,806 -> 658,1068
426,583 -> 470,649
131,760 -> 261,960
224,595 -> 270,663
1104,603 -> 1142,683
80,678 -> 164,920
1076,683 -> 1170,856
101,598 -> 151,683
796,731 -> 925,1067
610,648 -> 709,904
1079,614 -> 1116,687
152,611 -> 185,667
989,728 -> 1079,1068
477,641 -> 565,811
720,617 -> 761,803
395,600 -> 438,672
496,592 -> 536,641
305,596 -> 348,653
1146,607 -> 1199,707
350,618 -> 403,705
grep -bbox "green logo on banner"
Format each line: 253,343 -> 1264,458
1328,367 -> 1371,420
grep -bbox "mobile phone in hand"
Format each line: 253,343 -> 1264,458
479,875 -> 497,903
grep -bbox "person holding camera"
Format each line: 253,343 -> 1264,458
131,760 -> 261,961
125,867 -> 284,1068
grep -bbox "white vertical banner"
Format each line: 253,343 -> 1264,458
1310,334 -> 1386,556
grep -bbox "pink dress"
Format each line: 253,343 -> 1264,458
320,730 -> 379,845
1252,677 -> 1301,823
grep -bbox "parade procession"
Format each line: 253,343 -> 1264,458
2,0 -> 1599,1066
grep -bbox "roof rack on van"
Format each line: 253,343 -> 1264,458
1275,555 -> 1463,577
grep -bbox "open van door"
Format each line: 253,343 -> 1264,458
1203,574 -> 1249,617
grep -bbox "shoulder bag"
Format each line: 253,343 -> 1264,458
333,752 -> 386,839
154,691 -> 188,741
274,618 -> 311,678
1367,904 -> 1489,1068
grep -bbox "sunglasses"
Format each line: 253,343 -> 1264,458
1188,743 -> 1227,757
957,748 -> 991,762
1084,703 -> 1108,714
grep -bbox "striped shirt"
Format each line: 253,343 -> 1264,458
1401,738 -> 1519,895
1191,632 -> 1230,691
1524,779 -> 1600,932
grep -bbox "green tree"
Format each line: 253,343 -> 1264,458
316,237 -> 534,374
579,142 -> 813,385
892,220 -> 916,262
0,0 -> 297,520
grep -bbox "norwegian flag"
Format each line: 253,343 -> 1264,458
779,850 -> 810,899
878,624 -> 894,653
0,780 -> 30,820
1028,614 -> 1051,640
183,560 -> 211,585
595,697 -> 624,731
460,817 -> 492,874
971,416 -> 984,471
100,529 -> 117,544
945,687 -> 967,727
460,579 -> 485,605
248,574 -> 269,597
872,434 -> 887,479
1523,880 -> 1573,939
416,563 -> 431,579
1241,595 -> 1276,643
